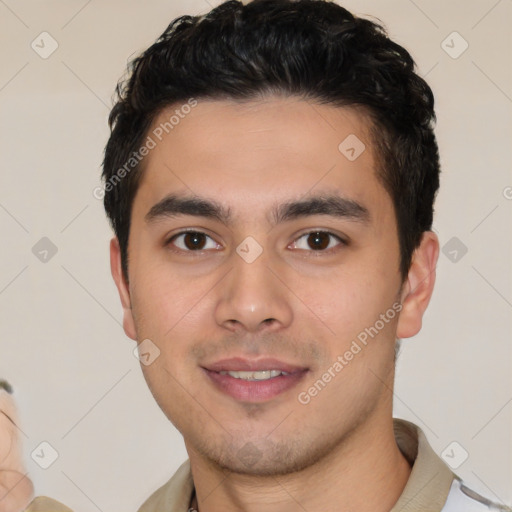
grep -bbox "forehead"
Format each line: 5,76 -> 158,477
134,96 -> 391,224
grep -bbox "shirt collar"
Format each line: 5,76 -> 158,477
391,418 -> 455,512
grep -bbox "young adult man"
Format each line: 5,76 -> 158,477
104,1 -> 510,511
24,0 -> 512,510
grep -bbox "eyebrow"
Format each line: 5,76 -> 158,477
145,193 -> 370,226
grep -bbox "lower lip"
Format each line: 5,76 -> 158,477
203,368 -> 308,402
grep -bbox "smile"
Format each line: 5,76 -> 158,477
202,358 -> 309,402
219,370 -> 290,381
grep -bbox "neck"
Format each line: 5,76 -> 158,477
187,416 -> 411,512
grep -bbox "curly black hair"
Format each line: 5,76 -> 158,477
102,0 -> 440,280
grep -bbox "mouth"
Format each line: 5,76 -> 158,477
201,357 -> 309,402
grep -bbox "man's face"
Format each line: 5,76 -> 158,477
113,96 -> 413,475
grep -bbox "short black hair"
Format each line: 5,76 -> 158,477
102,0 -> 440,280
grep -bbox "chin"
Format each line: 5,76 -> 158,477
192,432 -> 335,478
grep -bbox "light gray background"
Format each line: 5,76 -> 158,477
1,1 -> 511,510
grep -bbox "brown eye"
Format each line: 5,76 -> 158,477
307,232 -> 330,250
186,232 -> 206,250
169,231 -> 218,251
291,231 -> 345,252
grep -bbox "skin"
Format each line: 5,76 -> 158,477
111,96 -> 439,512
0,393 -> 34,512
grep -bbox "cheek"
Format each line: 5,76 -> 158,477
308,261 -> 397,342
302,277 -> 399,384
132,273 -> 196,418
130,254 -> 191,333
129,259 -> 207,370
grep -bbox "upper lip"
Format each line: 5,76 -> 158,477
203,357 -> 308,374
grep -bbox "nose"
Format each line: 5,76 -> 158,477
214,247 -> 293,334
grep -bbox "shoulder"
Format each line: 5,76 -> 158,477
442,478 -> 512,512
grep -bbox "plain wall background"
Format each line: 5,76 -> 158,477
0,0 -> 510,510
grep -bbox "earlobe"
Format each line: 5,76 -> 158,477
110,237 -> 137,340
396,231 -> 439,339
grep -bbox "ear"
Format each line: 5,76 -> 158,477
110,237 -> 137,341
396,231 -> 439,339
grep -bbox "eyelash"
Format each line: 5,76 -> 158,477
165,229 -> 347,255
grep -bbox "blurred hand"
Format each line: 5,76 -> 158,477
0,383 -> 34,512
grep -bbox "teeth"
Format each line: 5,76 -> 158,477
219,370 -> 289,381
